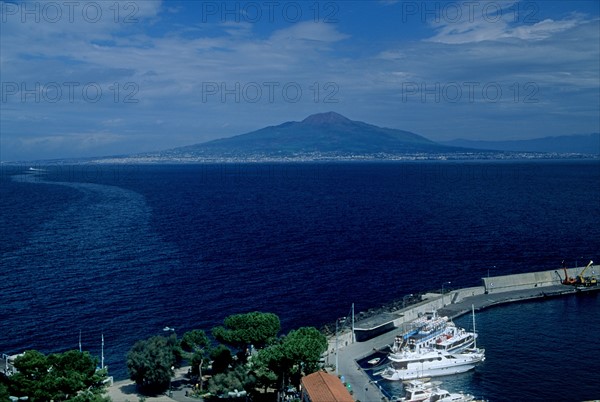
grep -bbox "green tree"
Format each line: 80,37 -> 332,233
212,312 -> 280,355
8,350 -> 108,401
8,350 -> 49,399
281,327 -> 327,374
250,327 -> 327,391
280,327 -> 327,387
207,365 -> 255,398
248,343 -> 283,392
126,335 -> 177,394
0,383 -> 10,401
68,392 -> 112,402
210,344 -> 233,374
180,329 -> 211,390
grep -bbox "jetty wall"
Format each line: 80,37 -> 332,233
388,286 -> 485,326
325,264 -> 598,358
482,265 -> 597,294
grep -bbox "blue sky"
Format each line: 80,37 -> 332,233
1,0 -> 599,161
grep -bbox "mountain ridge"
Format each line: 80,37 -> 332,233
440,133 -> 600,154
175,111 -> 454,156
83,112 -> 600,163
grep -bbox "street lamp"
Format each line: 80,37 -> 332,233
169,366 -> 175,397
335,317 -> 345,375
441,281 -> 451,306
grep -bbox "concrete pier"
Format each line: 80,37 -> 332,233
327,264 -> 599,401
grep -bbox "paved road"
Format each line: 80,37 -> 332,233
106,367 -> 198,402
439,285 -> 590,318
333,327 -> 397,402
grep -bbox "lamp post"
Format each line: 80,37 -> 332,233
335,317 -> 345,375
488,265 -> 495,279
441,281 -> 451,306
335,319 -> 338,375
169,366 -> 174,397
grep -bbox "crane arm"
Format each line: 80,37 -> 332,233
579,260 -> 594,278
561,260 -> 575,284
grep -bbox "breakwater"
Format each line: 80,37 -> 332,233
328,264 -> 598,349
324,264 -> 599,401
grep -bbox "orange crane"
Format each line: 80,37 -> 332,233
561,260 -> 576,285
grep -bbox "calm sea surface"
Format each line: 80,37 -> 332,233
1,161 -> 599,401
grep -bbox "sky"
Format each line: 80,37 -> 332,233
1,0 -> 599,161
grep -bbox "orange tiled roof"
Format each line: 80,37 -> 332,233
301,371 -> 354,402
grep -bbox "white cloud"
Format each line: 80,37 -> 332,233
270,20 -> 350,43
0,0 -> 598,160
426,2 -> 590,44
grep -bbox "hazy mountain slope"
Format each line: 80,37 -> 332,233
440,133 -> 600,154
176,112 -> 459,155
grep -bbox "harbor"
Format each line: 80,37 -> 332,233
325,264 -> 599,401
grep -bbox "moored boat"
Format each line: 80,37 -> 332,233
433,325 -> 477,353
390,322 -> 476,358
381,348 -> 486,381
393,379 -> 477,402
390,311 -> 451,357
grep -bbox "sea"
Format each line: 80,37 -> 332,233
1,161 -> 599,401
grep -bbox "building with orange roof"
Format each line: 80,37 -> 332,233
300,371 -> 354,402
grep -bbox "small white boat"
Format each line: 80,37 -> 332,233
368,357 -> 381,365
393,379 -> 477,402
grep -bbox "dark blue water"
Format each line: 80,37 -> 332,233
1,162 -> 599,401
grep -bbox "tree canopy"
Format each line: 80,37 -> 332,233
281,327 -> 327,374
126,335 -> 179,394
251,326 -> 327,390
181,329 -> 211,372
181,329 -> 210,354
210,344 -> 233,375
212,311 -> 280,351
7,350 -> 108,401
207,365 -> 255,398
248,341 -> 284,392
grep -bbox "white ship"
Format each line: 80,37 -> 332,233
394,379 -> 478,402
432,325 -> 477,353
381,348 -> 485,381
391,320 -> 476,357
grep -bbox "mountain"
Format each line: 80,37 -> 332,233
440,133 -> 600,155
92,113 -> 598,164
171,112 -> 458,157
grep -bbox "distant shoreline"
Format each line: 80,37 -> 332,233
2,152 -> 599,166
